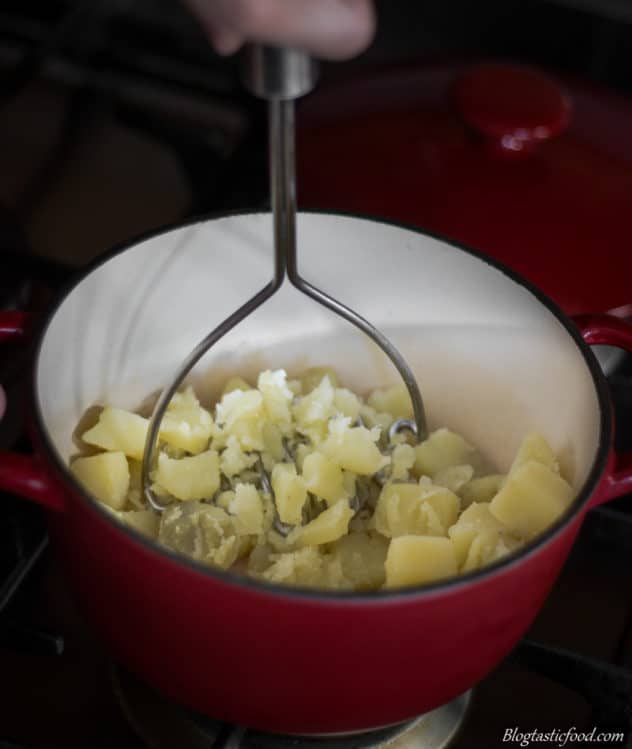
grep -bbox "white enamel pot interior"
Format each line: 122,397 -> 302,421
36,211 -> 603,499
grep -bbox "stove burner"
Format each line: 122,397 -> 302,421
111,666 -> 471,749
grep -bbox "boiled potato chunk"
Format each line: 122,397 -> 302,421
159,502 -> 249,568
424,488 -> 461,534
257,370 -> 293,433
448,502 -> 513,568
259,546 -> 348,589
302,451 -> 347,505
462,529 -> 520,573
358,405 -> 392,431
292,499 -> 354,547
262,423 -> 286,462
82,408 -> 149,461
293,375 -> 335,430
154,449 -> 220,501
434,464 -> 474,494
367,385 -> 413,419
160,386 -> 214,454
229,483 -> 264,535
391,444 -> 416,481
489,460 -> 573,540
300,367 -> 338,393
330,532 -> 388,590
509,432 -> 559,475
215,389 -> 265,450
221,376 -> 252,396
321,417 -> 389,475
120,509 -> 160,539
459,474 -> 505,508
271,463 -> 307,525
334,388 -> 361,421
375,482 -> 459,538
260,547 -> 322,586
220,436 -> 258,477
413,428 -> 477,478
385,536 -> 457,588
71,451 -> 130,509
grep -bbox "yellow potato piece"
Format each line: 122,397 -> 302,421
120,509 -> 160,539
82,407 -> 149,461
489,460 -> 574,540
433,464 -> 474,494
413,428 -> 476,479
359,405 -> 392,431
262,423 -> 285,462
257,370 -> 293,432
216,490 -> 234,511
71,451 -> 130,509
509,432 -> 559,475
260,547 -> 326,587
367,384 -> 413,419
221,376 -> 252,396
459,474 -> 505,508
292,499 -> 354,547
391,443 -> 416,481
155,449 -> 220,501
271,463 -> 307,526
302,451 -> 347,505
220,436 -> 258,478
160,386 -> 214,454
300,367 -> 339,394
461,529 -> 520,573
333,388 -> 361,421
293,375 -> 335,429
375,482 -> 459,538
321,418 -> 389,476
158,502 -> 249,568
385,536 -> 457,588
215,389 -> 265,451
424,489 -> 461,533
448,502 -> 513,568
229,483 -> 264,535
330,532 -> 388,590
293,443 -> 312,473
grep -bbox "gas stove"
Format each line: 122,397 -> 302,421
2,228 -> 632,748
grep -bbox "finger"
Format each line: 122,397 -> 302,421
211,28 -> 245,56
182,0 -> 244,55
186,0 -> 376,61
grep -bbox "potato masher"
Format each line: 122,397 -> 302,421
141,46 -> 427,513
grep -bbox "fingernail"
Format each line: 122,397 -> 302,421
211,29 -> 244,56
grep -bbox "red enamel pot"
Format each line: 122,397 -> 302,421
1,211 -> 631,735
297,62 -> 632,318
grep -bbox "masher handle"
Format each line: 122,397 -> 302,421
242,46 -> 318,101
243,46 -> 318,284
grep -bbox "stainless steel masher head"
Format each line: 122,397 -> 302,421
141,45 -> 427,513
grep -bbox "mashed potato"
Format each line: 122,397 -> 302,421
69,368 -> 574,591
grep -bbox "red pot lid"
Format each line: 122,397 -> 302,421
297,61 -> 632,316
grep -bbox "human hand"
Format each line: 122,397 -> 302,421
182,0 -> 376,60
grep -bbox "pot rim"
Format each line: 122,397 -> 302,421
31,208 -> 613,604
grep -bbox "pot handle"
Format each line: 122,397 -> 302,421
0,312 -> 66,512
574,314 -> 632,505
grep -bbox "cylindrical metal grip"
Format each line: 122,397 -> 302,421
242,45 -> 318,100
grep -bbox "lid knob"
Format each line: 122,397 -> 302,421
454,64 -> 572,154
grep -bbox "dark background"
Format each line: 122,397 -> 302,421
1,0 -> 632,267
